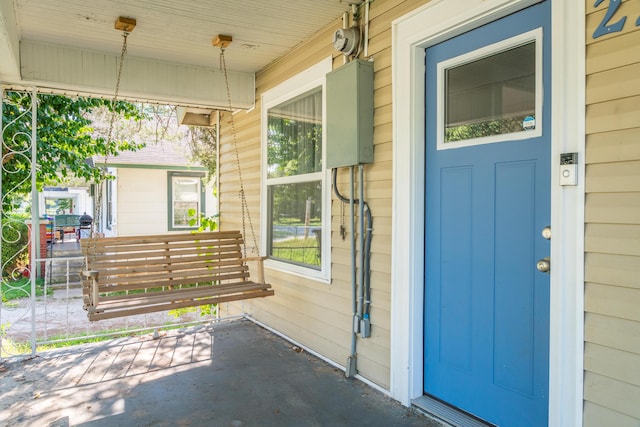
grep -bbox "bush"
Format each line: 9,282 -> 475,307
1,216 -> 29,278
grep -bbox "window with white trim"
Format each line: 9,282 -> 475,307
261,58 -> 331,280
168,172 -> 205,230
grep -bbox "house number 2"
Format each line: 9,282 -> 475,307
593,0 -> 640,39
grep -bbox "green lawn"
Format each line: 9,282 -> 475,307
1,327 -> 162,357
272,237 -> 320,266
1,276 -> 50,302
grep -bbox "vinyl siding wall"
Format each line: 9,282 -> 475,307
115,168 -> 214,237
115,168 -> 167,236
218,0 -> 429,389
584,0 -> 640,424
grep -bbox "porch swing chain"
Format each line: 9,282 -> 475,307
94,30 -> 130,237
107,30 -> 130,155
218,46 -> 259,256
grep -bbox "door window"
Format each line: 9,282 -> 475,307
437,29 -> 542,149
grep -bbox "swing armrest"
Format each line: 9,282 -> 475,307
82,270 -> 99,279
241,256 -> 267,285
81,270 -> 100,309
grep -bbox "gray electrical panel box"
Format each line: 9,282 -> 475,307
326,59 -> 374,168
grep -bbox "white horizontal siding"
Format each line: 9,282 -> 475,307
116,169 -> 168,236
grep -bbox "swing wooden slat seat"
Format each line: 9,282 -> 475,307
81,230 -> 273,321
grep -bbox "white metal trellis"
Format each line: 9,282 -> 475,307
0,87 -> 39,358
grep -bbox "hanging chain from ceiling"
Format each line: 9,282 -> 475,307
218,45 -> 259,256
93,29 -> 131,236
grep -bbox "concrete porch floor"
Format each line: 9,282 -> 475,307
0,320 -> 441,427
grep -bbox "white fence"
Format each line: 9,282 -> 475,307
0,256 -> 241,359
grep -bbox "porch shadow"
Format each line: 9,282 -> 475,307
0,320 -> 439,426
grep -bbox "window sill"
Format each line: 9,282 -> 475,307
264,258 -> 330,284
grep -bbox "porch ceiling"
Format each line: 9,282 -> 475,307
0,0 -> 350,108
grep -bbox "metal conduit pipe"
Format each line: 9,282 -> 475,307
358,164 -> 366,336
349,166 -> 358,376
332,168 -> 373,329
332,168 -> 358,376
361,201 -> 373,336
342,12 -> 349,65
332,167 -> 374,377
332,168 -> 358,205
364,0 -> 371,58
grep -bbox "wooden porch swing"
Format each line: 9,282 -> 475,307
81,231 -> 272,321
81,28 -> 272,321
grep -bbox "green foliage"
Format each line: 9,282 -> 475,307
270,181 -> 322,229
266,95 -> 323,239
1,214 -> 29,277
1,92 -> 145,212
445,116 -> 527,142
187,208 -> 218,232
267,117 -> 322,179
56,198 -> 73,212
168,303 -> 217,318
186,126 -> 217,184
1,276 -> 49,302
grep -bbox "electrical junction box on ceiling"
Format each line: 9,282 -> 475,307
326,59 -> 374,169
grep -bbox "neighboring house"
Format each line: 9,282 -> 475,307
1,1 -> 639,426
39,187 -> 91,218
93,141 -> 215,237
39,187 -> 92,241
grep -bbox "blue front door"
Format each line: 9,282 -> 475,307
424,2 -> 551,426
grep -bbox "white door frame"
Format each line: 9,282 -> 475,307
390,1 -> 585,426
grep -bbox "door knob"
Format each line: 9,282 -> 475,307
536,257 -> 550,273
